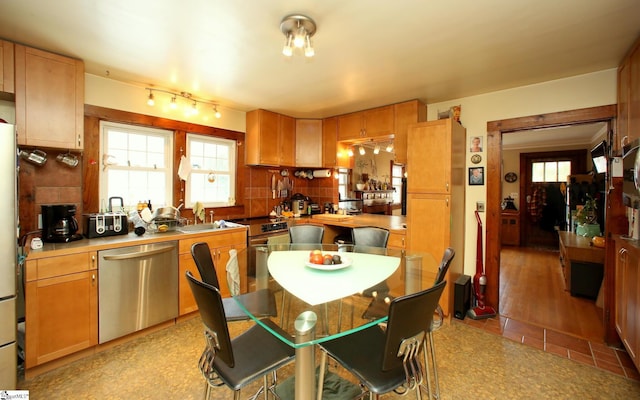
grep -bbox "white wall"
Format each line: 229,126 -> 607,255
426,69 -> 617,277
84,74 -> 247,133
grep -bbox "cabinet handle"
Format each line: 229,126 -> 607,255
446,198 -> 449,207
401,237 -> 405,246
445,182 -> 449,192
92,274 -> 96,285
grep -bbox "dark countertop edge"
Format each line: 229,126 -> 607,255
23,226 -> 248,260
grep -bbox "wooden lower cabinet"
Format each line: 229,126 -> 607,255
178,230 -> 247,315
25,252 -> 97,368
615,239 -> 640,369
388,232 -> 405,250
501,211 -> 520,246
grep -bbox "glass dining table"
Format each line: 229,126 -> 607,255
230,243 -> 438,400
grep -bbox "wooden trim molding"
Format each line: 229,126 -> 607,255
486,105 -> 618,343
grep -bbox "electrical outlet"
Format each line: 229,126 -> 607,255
476,201 -> 485,212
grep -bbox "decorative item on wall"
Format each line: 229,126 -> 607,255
470,136 -> 483,153
469,167 -> 484,186
504,172 -> 517,183
471,154 -> 482,164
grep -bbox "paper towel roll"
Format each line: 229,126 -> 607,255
312,169 -> 332,178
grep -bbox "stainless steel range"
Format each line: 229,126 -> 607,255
232,217 -> 291,276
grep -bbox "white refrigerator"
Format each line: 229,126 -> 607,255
0,122 -> 17,389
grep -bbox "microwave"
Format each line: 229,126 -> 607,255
622,139 -> 640,209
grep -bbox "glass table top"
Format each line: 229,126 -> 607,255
228,243 -> 437,348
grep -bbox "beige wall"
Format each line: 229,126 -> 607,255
426,68 -> 617,277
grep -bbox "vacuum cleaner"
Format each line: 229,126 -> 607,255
467,210 -> 497,319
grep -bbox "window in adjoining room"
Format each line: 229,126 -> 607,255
100,121 -> 173,210
532,161 -> 571,183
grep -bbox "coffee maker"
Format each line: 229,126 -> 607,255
41,204 -> 83,243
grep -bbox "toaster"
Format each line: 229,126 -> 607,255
83,212 -> 129,238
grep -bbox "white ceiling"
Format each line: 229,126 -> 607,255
0,1 -> 639,119
503,122 -> 609,151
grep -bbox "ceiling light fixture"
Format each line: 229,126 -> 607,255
146,90 -> 155,106
280,14 -> 316,58
386,143 -> 394,152
347,148 -> 354,157
145,88 -> 221,118
373,145 -> 380,155
359,146 -> 366,155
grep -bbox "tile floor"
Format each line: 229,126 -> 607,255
457,314 -> 640,382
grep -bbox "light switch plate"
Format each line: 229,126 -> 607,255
476,201 -> 485,212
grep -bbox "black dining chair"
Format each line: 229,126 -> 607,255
186,270 -> 295,400
359,247 -> 455,398
191,242 -> 277,322
338,227 -> 391,331
288,224 -> 324,249
317,280 -> 447,400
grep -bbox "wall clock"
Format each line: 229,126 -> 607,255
504,172 -> 517,183
471,154 -> 482,164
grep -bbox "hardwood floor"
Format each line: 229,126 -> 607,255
499,246 -> 605,341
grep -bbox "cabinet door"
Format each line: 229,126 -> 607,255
363,105 -> 394,138
178,254 -> 201,315
617,61 -> 630,153
394,100 -> 426,165
407,120 -> 452,193
295,119 -> 322,167
279,114 -> 296,166
629,46 -> 640,146
25,270 -> 97,367
0,40 -> 14,94
406,193 -> 452,315
623,246 -> 639,362
246,109 -> 279,166
322,117 -> 338,168
15,45 -> 84,149
338,112 -> 364,141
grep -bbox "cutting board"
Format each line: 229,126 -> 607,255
312,214 -> 354,222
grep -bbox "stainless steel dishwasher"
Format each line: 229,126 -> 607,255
98,241 -> 178,343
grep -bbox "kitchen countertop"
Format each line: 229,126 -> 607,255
23,225 -> 248,260
297,213 -> 406,234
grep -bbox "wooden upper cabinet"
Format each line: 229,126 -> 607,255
407,119 -> 465,194
618,37 -> 640,152
323,116 -> 352,169
246,109 -> 295,166
337,105 -> 394,141
393,100 -> 427,165
295,119 -> 322,167
629,45 -> 640,147
246,109 -> 280,166
0,40 -> 15,94
14,44 -> 84,149
279,114 -> 296,166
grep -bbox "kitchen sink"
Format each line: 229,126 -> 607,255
176,221 -> 245,233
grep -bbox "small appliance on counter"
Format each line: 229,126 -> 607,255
83,212 -> 129,238
42,204 -> 84,243
308,203 -> 322,214
290,193 -> 310,215
83,197 -> 129,239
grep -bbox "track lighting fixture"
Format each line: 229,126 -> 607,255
359,146 -> 366,155
373,145 -> 380,155
280,14 -> 316,58
145,88 -> 221,119
146,90 -> 155,106
386,143 -> 394,152
347,148 -> 354,157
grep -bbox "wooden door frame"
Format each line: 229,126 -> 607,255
486,105 -> 618,340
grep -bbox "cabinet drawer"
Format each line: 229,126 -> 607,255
26,252 -> 95,281
179,230 -> 247,254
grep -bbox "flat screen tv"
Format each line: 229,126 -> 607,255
591,140 -> 607,174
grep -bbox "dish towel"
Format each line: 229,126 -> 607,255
226,249 -> 240,296
194,201 -> 205,222
177,155 -> 191,181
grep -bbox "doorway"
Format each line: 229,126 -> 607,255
485,105 -> 618,341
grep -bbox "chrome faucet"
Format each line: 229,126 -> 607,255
209,210 -> 215,224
